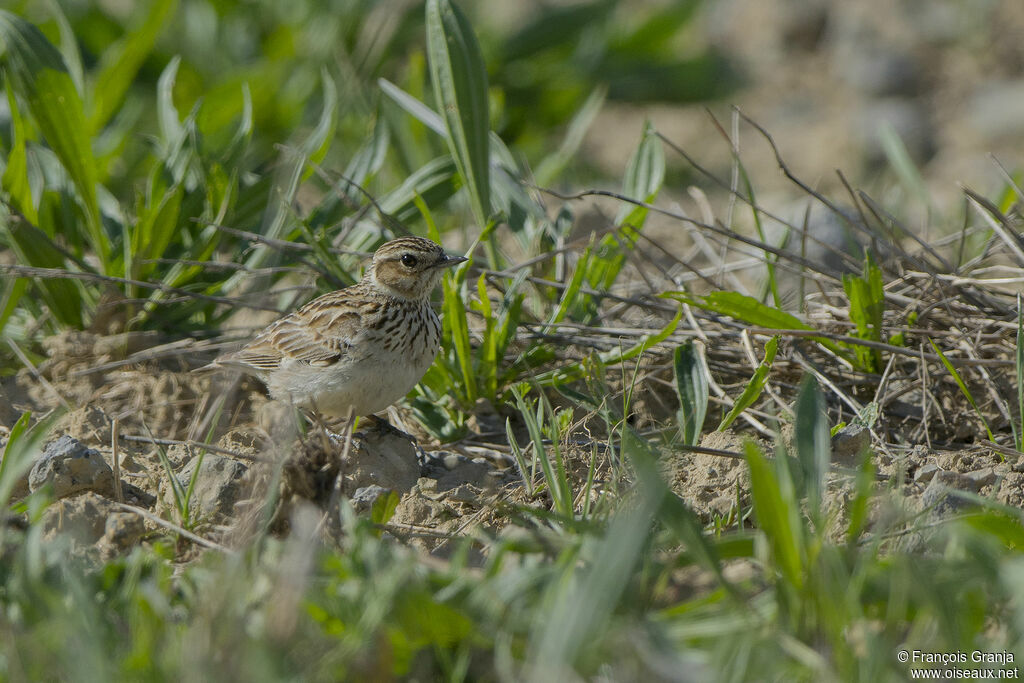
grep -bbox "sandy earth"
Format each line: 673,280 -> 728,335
4,0 -> 1024,560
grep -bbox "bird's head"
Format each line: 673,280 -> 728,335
368,236 -> 467,300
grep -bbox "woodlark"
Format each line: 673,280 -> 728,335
209,236 -> 467,419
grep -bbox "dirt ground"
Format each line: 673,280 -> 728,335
3,0 -> 1023,560
1,324 -> 1018,562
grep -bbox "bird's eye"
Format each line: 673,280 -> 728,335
401,253 -> 418,268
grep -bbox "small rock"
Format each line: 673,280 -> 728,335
922,470 -> 973,514
166,452 -> 248,523
964,467 -> 996,492
29,435 -> 115,499
352,485 -> 389,511
831,424 -> 871,466
914,463 -> 940,484
101,511 -> 146,550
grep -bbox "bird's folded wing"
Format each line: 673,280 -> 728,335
221,298 -> 364,371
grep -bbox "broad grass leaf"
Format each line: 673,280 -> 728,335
744,441 -> 805,590
794,375 -> 830,522
425,0 -> 490,226
616,120 -> 664,226
673,342 -> 708,447
89,0 -> 175,132
0,11 -> 105,267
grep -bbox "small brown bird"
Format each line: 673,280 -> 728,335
209,236 -> 466,419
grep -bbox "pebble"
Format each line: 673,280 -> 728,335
29,435 -> 115,499
913,463 -> 940,484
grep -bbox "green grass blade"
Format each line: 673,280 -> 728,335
298,68 -> 338,183
546,244 -> 592,327
533,306 -> 682,388
625,427 -> 732,590
928,338 -> 995,442
89,0 -> 176,133
673,342 -> 708,447
794,375 -> 830,524
425,0 -> 491,226
616,120 -> 664,226
719,335 -> 778,431
2,87 -> 37,224
443,259 -> 477,403
156,55 -> 183,143
879,122 -> 932,210
0,11 -> 106,269
506,417 -> 535,497
666,290 -> 813,331
666,290 -> 855,363
0,276 -> 28,337
512,386 -> 572,516
378,77 -> 446,135
744,441 -> 805,590
473,272 -> 499,401
842,252 -> 885,373
2,215 -> 84,327
845,452 -> 876,545
0,411 -> 32,508
379,156 -> 459,225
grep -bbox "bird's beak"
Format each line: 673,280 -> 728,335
437,253 -> 469,269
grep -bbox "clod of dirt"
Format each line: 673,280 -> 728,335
29,435 -> 115,500
40,492 -> 120,561
51,405 -> 112,445
663,430 -> 755,521
162,452 -> 249,524
101,512 -> 147,552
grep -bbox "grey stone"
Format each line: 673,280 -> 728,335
963,467 -> 996,492
831,424 -> 872,465
352,485 -> 389,511
29,435 -> 115,499
914,463 -> 940,484
922,470 -> 973,514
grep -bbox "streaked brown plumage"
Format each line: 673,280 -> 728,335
210,236 -> 466,417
